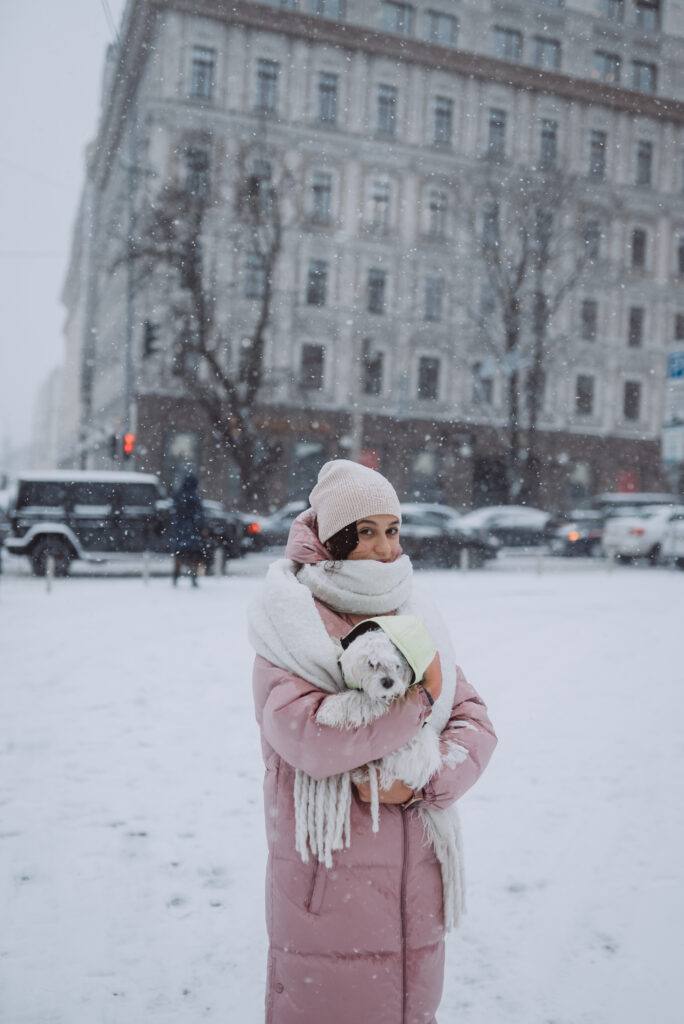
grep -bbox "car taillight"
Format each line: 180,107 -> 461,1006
568,530 -> 579,542
247,522 -> 261,535
630,527 -> 645,535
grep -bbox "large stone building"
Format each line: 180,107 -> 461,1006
61,0 -> 684,508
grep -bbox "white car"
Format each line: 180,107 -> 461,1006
458,505 -> 552,547
601,505 -> 683,564
661,508 -> 684,568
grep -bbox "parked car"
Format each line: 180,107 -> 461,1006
254,501 -> 309,549
200,500 -> 244,569
457,504 -> 553,547
588,492 -> 683,516
0,505 -> 9,574
4,471 -> 242,576
661,507 -> 684,568
397,504 -> 498,567
601,504 -> 684,563
549,509 -> 605,557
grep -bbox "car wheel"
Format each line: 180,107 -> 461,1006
31,537 -> 73,577
467,549 -> 486,569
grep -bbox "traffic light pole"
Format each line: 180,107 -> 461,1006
123,95 -> 138,467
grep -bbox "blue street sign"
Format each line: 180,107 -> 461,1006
667,352 -> 684,379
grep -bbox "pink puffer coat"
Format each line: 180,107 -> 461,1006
252,514 -> 497,1024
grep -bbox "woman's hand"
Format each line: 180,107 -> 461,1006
354,777 -> 414,805
421,652 -> 442,702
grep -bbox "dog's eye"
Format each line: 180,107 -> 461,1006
367,658 -> 378,670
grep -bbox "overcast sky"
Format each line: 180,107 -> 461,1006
0,0 -> 127,454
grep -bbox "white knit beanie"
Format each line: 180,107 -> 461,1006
309,460 -> 402,543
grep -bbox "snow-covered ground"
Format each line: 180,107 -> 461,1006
1,554 -> 683,1023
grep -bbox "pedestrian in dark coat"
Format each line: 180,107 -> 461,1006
171,472 -> 206,586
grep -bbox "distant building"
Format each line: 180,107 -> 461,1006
62,0 -> 684,507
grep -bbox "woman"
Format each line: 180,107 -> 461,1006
249,460 -> 497,1023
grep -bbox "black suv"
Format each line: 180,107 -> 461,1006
5,471 -> 173,575
5,471 -> 247,577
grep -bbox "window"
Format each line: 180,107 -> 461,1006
634,0 -> 660,31
433,96 -> 453,146
678,237 -> 684,276
310,0 -> 345,17
631,228 -> 647,269
632,61 -> 657,92
593,51 -> 620,85
488,108 -> 507,159
482,200 -> 500,247
368,268 -> 387,314
575,374 -> 595,416
245,160 -> 272,217
318,72 -> 338,123
245,251 -> 266,298
539,119 -> 558,167
428,189 -> 448,238
424,276 -> 445,322
263,0 -> 297,7
425,10 -> 458,45
533,37 -> 561,71
581,299 -> 598,341
362,340 -> 383,396
600,0 -> 623,21
492,26 -> 522,61
190,47 -> 215,100
306,260 -> 328,306
417,357 -> 440,400
256,59 -> 279,111
184,147 -> 210,197
589,130 -> 607,179
636,140 -> 653,186
380,2 -> 414,35
623,381 -> 641,421
311,172 -> 332,224
628,306 -> 644,347
377,84 -> 398,137
368,178 -> 391,231
472,362 -> 494,405
583,219 -> 601,261
300,344 -> 324,390
675,313 -> 684,341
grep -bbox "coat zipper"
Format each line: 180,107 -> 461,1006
400,807 -> 409,1024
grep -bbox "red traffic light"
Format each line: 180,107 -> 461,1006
123,433 -> 135,456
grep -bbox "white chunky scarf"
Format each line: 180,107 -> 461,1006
248,554 -> 465,929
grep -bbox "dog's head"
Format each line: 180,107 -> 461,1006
339,629 -> 414,702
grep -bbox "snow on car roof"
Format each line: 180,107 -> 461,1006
17,470 -> 161,485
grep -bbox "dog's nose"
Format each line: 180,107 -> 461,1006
381,677 -> 394,690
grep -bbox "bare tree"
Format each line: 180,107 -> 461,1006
463,163 -> 601,504
119,140 -> 289,504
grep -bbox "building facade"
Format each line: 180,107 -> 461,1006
61,0 -> 684,508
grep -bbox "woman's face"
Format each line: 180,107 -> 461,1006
346,515 -> 401,562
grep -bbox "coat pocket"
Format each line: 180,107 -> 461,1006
304,860 -> 328,916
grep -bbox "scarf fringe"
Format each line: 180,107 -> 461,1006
295,769 -> 352,868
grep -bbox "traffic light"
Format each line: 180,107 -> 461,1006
143,320 -> 160,358
123,433 -> 135,458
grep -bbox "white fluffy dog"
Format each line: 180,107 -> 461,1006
317,628 -> 442,830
